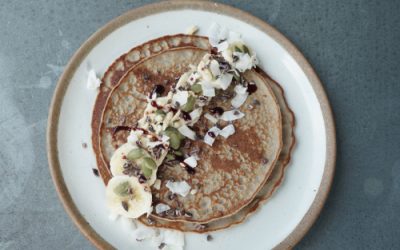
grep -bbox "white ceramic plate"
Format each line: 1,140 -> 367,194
47,2 -> 335,249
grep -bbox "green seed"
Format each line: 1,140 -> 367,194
181,96 -> 196,112
141,166 -> 152,178
155,109 -> 166,116
169,133 -> 181,150
190,84 -> 202,94
234,45 -> 243,53
173,150 -> 183,156
114,182 -> 130,197
142,157 -> 157,170
166,153 -> 175,161
242,45 -> 250,54
164,127 -> 185,139
127,148 -> 143,161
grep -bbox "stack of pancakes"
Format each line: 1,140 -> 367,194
92,35 -> 295,232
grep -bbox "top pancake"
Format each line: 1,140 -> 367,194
95,49 -> 282,224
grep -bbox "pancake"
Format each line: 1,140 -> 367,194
91,34 -> 295,231
98,47 -> 282,223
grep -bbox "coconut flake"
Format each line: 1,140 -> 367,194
204,113 -> 218,124
86,69 -> 101,89
231,92 -> 249,108
146,140 -> 163,149
189,108 -> 202,125
127,130 -> 143,144
220,124 -> 235,138
161,135 -> 170,143
176,72 -> 190,88
228,31 -> 242,42
187,71 -> 200,85
201,83 -> 215,97
216,73 -> 233,90
155,203 -> 171,214
172,91 -> 188,106
178,125 -> 196,140
209,60 -> 221,77
234,52 -> 253,72
216,40 -> 229,52
221,110 -> 245,121
234,84 -> 248,94
184,156 -> 197,168
166,180 -> 191,197
153,179 -> 161,190
186,25 -> 198,35
208,23 -> 219,46
145,205 -> 153,217
204,126 -> 221,146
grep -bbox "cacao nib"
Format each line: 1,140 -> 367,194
92,168 -> 99,177
209,107 -> 224,116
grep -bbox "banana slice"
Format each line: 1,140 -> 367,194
110,142 -> 158,185
110,143 -> 137,176
106,175 -> 152,218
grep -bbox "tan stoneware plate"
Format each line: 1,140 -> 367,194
47,1 -> 336,249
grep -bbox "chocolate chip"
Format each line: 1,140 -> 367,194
158,243 -> 166,249
82,142 -> 87,149
138,175 -> 147,183
166,209 -> 175,217
199,96 -> 208,102
185,165 -> 196,175
121,201 -> 129,211
143,73 -> 150,81
207,235 -> 213,241
92,168 -> 99,177
247,82 -> 258,94
147,217 -> 154,225
234,110 -> 240,115
262,158 -> 269,164
209,107 -> 224,116
148,124 -> 155,133
168,193 -> 177,200
208,131 -> 216,138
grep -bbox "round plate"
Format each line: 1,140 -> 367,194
47,1 -> 336,249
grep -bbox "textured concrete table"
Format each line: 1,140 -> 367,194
0,0 -> 399,249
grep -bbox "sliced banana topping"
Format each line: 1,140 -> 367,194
106,175 -> 152,218
110,142 -> 158,185
110,143 -> 137,176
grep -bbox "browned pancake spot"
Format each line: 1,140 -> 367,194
208,127 -> 263,172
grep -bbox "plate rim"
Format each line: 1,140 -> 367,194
46,1 -> 336,249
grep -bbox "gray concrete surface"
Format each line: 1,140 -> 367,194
0,0 -> 399,249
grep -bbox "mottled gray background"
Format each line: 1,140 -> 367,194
0,0 -> 399,249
